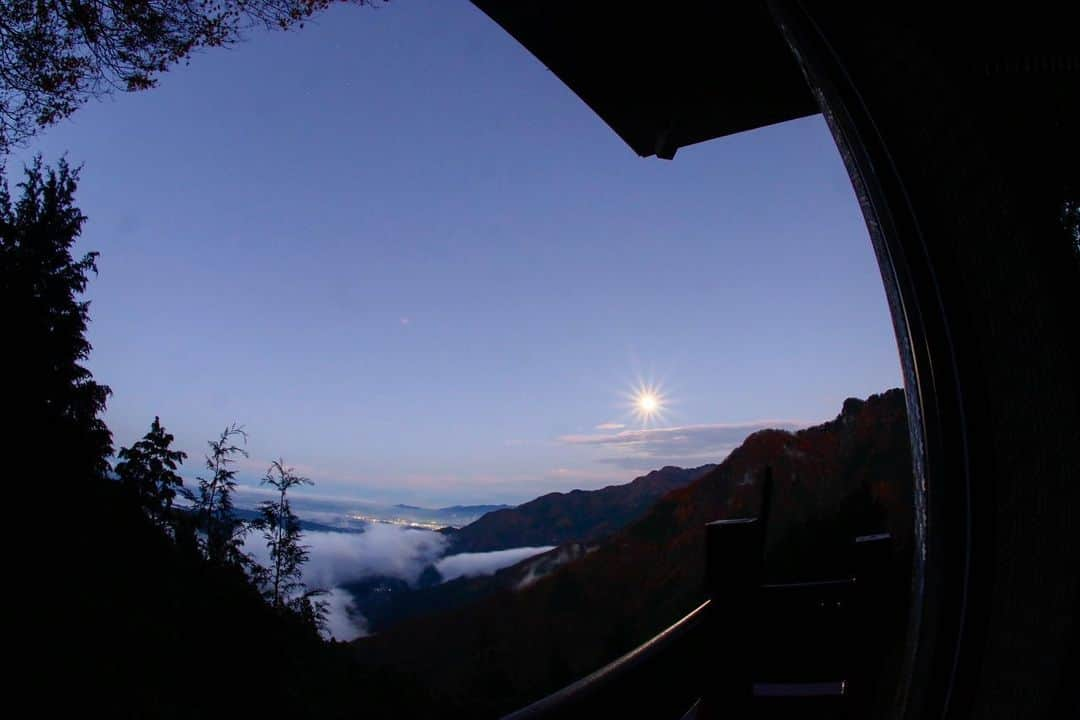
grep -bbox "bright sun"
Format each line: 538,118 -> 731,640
632,385 -> 666,423
638,392 -> 659,414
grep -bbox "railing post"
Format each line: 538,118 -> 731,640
701,467 -> 772,718
848,532 -> 893,714
703,517 -> 760,717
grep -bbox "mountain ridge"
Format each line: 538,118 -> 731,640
444,464 -> 717,553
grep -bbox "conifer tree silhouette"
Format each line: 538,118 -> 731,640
193,424 -> 249,567
253,459 -> 327,631
116,416 -> 188,530
2,158 -> 112,487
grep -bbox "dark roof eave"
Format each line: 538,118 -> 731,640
472,1 -> 820,159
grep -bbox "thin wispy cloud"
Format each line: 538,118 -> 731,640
593,456 -> 685,470
595,422 -> 625,430
561,420 -> 803,468
435,546 -> 554,582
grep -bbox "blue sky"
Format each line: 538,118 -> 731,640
9,1 -> 901,505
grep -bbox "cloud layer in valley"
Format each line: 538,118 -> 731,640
244,524 -> 448,640
299,525 -> 448,588
561,420 -> 803,468
244,526 -> 557,641
435,546 -> 555,582
320,587 -> 368,642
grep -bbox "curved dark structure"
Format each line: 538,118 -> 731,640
472,3 -> 1080,718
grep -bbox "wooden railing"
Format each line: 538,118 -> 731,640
502,598 -> 712,720
501,468 -> 894,719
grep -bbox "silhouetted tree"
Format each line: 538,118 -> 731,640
1,157 -> 112,484
193,423 -> 249,566
253,458 -> 327,630
296,587 -> 329,633
115,416 -> 187,530
0,0 -> 386,152
254,459 -> 310,607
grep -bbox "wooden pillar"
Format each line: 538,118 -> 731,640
701,467 -> 773,717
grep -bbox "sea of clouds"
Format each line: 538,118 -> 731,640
243,524 -> 552,641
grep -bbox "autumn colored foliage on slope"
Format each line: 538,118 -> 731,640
354,389 -> 913,717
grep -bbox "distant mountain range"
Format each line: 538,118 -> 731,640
228,491 -> 508,531
354,389 -> 913,717
231,507 -> 367,534
442,464 -> 716,553
387,503 -> 512,529
395,504 -> 510,515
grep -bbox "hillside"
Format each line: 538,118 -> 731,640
44,479 -> 434,718
345,465 -> 713,633
444,464 -> 716,553
342,543 -> 591,634
353,390 -> 913,717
